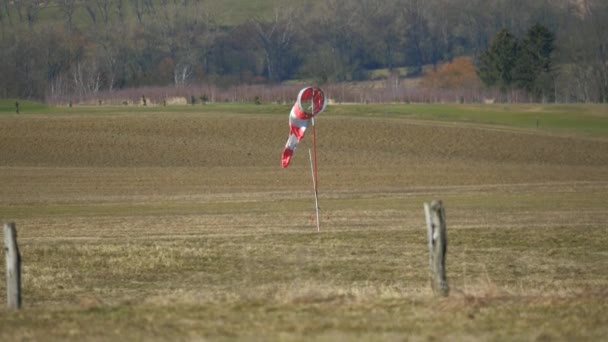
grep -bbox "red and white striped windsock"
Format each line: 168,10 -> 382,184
281,87 -> 327,168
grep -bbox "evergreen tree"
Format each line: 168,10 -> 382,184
513,23 -> 555,101
476,29 -> 520,93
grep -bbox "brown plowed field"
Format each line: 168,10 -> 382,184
1,112 -> 607,198
2,113 -> 608,168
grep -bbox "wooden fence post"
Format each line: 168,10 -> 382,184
4,222 -> 22,310
424,200 -> 449,296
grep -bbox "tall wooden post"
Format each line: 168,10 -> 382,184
424,200 -> 449,296
4,223 -> 22,309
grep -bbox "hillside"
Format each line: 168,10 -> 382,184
1,0 -> 606,102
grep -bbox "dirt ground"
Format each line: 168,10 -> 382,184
1,112 -> 607,196
1,109 -> 607,340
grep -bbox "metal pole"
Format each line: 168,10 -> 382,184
309,148 -> 320,232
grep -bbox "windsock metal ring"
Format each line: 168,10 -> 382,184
281,86 -> 327,168
296,87 -> 327,117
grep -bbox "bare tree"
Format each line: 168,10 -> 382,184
58,0 -> 77,30
252,6 -> 299,82
72,60 -> 101,98
583,0 -> 608,102
84,0 -> 97,24
83,0 -> 119,25
116,0 -> 125,23
0,0 -> 16,26
307,0 -> 360,82
129,0 -> 155,20
559,0 -> 608,102
96,0 -> 114,25
9,0 -> 48,28
400,0 -> 430,71
173,61 -> 193,85
13,0 -> 24,23
353,0 -> 402,70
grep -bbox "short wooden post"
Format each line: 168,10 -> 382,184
424,200 -> 449,296
4,223 -> 22,309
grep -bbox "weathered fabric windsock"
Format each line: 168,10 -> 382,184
281,87 -> 327,168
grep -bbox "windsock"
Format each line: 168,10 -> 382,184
281,87 -> 327,168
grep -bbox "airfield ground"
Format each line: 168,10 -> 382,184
1,103 -> 607,340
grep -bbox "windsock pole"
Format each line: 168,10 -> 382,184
310,89 -> 320,232
308,147 -> 320,233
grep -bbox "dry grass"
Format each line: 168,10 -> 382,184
1,105 -> 607,340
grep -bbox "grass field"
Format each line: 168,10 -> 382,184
1,103 -> 608,341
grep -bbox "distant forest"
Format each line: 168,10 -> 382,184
0,0 -> 607,103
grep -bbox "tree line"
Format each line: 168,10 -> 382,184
0,0 -> 607,103
478,24 -> 556,102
